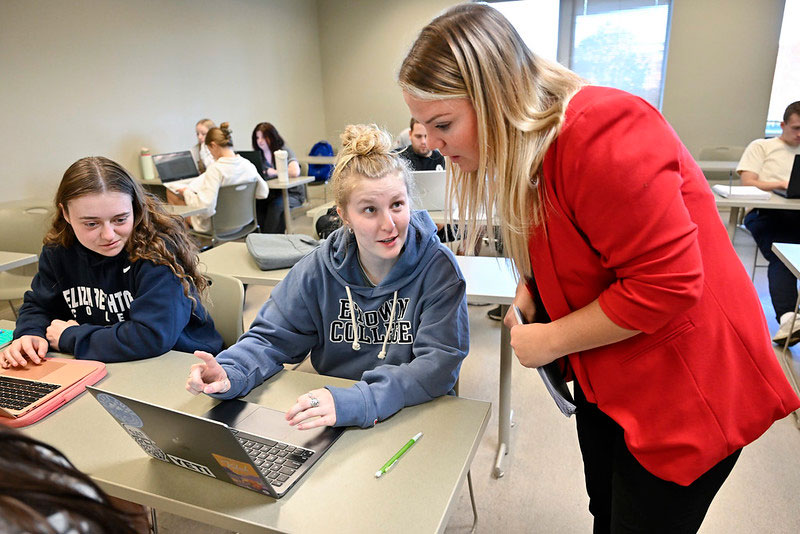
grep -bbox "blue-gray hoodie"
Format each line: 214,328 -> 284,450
212,210 -> 469,428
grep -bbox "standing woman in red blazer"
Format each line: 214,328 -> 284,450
399,4 -> 799,533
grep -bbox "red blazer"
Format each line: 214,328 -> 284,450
530,86 -> 800,485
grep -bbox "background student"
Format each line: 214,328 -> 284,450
168,122 -> 269,234
397,117 -> 445,171
737,100 -> 800,345
399,4 -> 800,533
1,156 -> 222,366
251,122 -> 304,233
187,124 -> 469,430
190,118 -> 216,173
0,426 -> 147,534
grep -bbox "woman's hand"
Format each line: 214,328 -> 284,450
285,388 -> 336,430
503,278 -> 536,330
1,335 -> 49,367
45,320 -> 79,352
186,351 -> 231,395
509,322 -> 560,369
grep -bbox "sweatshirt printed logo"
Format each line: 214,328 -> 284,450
123,265 -> 131,273
330,297 -> 413,346
62,286 -> 133,323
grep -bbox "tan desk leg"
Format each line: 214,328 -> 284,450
282,188 -> 293,234
727,206 -> 740,241
494,305 -> 514,478
781,293 -> 800,429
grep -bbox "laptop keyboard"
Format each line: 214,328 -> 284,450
237,436 -> 314,488
0,376 -> 60,411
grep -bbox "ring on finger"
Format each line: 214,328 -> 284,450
307,392 -> 320,408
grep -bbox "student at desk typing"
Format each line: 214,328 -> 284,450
187,124 -> 469,429
1,157 -> 222,367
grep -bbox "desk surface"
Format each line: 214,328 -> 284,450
0,251 -> 38,272
21,347 -> 490,534
709,180 -> 800,211
164,204 -> 205,218
199,241 -> 517,304
267,175 -> 316,189
298,155 -> 336,165
772,243 -> 800,279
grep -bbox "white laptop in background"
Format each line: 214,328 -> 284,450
412,170 -> 447,212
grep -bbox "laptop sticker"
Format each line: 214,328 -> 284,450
122,424 -> 168,462
167,454 -> 216,478
96,393 -> 143,427
213,453 -> 270,492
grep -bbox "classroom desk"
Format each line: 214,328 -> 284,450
0,251 -> 37,272
164,204 -> 206,218
298,155 -> 336,165
19,347 -> 490,533
199,241 -> 519,478
266,175 -> 316,233
769,243 -> 800,428
710,180 -> 800,240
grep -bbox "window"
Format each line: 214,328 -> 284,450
765,0 -> 800,137
490,0 -> 673,109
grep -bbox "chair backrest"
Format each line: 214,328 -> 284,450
0,201 -> 54,254
698,146 -> 745,181
698,146 -> 745,162
204,272 -> 244,349
210,182 -> 258,242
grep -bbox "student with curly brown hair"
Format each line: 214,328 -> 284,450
1,156 -> 223,366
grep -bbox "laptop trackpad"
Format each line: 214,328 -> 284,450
204,399 -> 334,450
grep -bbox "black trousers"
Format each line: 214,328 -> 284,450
574,382 -> 740,534
744,208 -> 800,321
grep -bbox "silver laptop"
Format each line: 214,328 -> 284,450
87,386 -> 343,498
412,170 -> 447,212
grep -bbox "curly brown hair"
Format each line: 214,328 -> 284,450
45,156 -> 209,306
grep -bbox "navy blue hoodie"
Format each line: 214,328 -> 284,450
212,211 -> 469,428
14,243 -> 223,361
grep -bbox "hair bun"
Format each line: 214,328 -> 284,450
219,122 -> 231,132
339,124 -> 391,157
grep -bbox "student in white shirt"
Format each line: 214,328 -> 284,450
169,122 -> 269,233
738,101 -> 800,345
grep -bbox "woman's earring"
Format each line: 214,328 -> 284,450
347,226 -> 354,234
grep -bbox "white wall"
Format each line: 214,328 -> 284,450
317,0 -> 460,148
661,0 -> 785,156
0,0 -> 326,202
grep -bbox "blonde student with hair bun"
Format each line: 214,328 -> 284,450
169,122 -> 269,233
191,118 -> 217,173
2,157 -> 223,366
187,124 -> 469,431
399,3 -> 799,532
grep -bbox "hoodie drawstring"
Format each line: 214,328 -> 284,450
345,286 -> 398,359
377,291 -> 398,360
345,285 -> 361,351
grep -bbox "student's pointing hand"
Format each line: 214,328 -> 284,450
186,351 -> 231,395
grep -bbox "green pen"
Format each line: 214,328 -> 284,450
375,432 -> 423,478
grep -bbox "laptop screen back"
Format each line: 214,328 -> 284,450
152,151 -> 200,182
412,170 -> 447,212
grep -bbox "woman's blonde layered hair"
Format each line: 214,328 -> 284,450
398,3 -> 584,278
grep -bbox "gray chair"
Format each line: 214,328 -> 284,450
0,201 -> 53,316
698,146 -> 745,182
191,182 -> 259,248
204,272 -> 244,349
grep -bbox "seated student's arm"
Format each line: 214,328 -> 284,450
288,160 -> 301,178
54,262 -> 200,362
739,170 -> 789,191
202,275 -> 321,399
181,168 -> 222,217
326,273 -> 469,429
3,247 -> 68,366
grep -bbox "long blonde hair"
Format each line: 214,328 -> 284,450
398,3 -> 584,278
